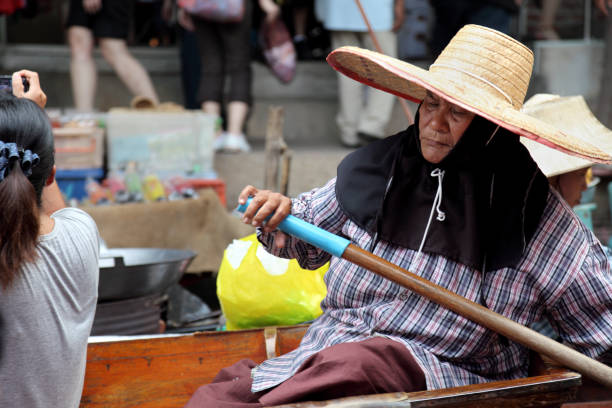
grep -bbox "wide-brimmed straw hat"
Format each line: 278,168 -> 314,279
520,94 -> 612,177
326,24 -> 611,164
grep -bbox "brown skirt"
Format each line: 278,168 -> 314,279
184,336 -> 426,408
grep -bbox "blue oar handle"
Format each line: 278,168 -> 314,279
236,198 -> 350,257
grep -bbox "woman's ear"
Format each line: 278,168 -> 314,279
45,165 -> 56,186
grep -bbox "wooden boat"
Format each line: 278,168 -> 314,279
81,325 -> 588,408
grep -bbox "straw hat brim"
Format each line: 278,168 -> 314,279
521,94 -> 612,177
521,139 -> 591,178
327,46 -> 611,164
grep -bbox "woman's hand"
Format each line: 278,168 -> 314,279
12,70 -> 47,108
238,185 -> 291,248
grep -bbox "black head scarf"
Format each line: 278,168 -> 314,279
336,110 -> 549,271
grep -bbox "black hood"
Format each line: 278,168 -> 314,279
336,110 -> 549,271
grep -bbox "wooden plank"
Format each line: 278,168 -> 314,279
81,326 -> 307,407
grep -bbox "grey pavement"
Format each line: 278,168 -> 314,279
215,144 -> 353,209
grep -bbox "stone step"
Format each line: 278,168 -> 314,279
0,44 -> 413,146
0,44 -> 416,209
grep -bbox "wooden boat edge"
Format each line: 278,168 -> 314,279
81,325 -> 583,408
271,372 -> 582,407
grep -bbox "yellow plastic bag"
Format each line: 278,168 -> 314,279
217,234 -> 328,330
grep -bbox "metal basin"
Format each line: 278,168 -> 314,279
98,248 -> 196,301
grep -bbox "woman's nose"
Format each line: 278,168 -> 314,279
430,110 -> 449,132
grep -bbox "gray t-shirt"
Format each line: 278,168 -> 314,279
0,207 -> 99,407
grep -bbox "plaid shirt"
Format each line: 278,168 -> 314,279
253,178 -> 612,392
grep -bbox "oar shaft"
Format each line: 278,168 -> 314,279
342,244 -> 612,388
235,199 -> 612,387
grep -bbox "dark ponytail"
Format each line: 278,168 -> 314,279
0,93 -> 54,288
0,161 -> 40,287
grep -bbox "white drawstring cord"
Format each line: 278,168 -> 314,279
486,125 -> 501,146
418,168 -> 446,254
431,169 -> 446,222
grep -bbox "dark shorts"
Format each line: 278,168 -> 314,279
66,0 -> 133,39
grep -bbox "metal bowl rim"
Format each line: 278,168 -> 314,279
99,248 -> 197,269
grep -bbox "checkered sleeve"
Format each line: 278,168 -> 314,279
548,243 -> 612,364
257,178 -> 347,270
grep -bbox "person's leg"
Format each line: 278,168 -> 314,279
185,359 -> 265,408
86,0 -> 159,104
67,26 -> 97,111
202,101 -> 222,116
226,101 -> 249,135
179,27 -> 202,110
332,30 -> 363,147
219,0 -> 253,152
194,17 -> 227,150
293,2 -> 308,38
98,38 -> 159,104
194,19 -> 225,109
536,0 -> 561,40
259,337 -> 426,406
292,0 -> 313,60
202,100 -> 228,151
359,30 -> 398,141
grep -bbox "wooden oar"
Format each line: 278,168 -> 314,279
353,0 -> 414,125
236,200 -> 612,388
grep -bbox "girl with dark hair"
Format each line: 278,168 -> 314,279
0,71 -> 99,408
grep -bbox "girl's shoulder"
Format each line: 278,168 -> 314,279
52,207 -> 98,230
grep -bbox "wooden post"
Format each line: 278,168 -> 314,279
264,106 -> 292,194
279,150 -> 292,196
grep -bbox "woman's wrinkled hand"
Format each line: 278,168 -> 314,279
238,185 -> 291,248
